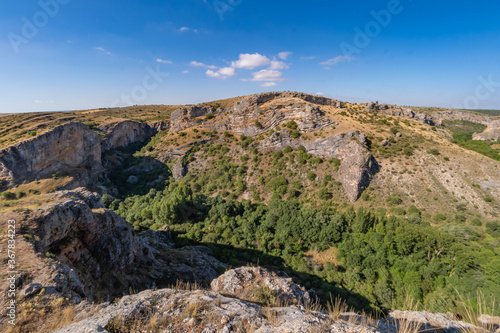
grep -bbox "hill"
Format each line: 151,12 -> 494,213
0,92 -> 499,332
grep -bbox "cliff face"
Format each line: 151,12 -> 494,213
99,120 -> 158,152
0,120 -> 165,190
0,122 -> 102,189
473,119 -> 500,141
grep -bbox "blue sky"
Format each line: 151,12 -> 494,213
1,0 -> 499,113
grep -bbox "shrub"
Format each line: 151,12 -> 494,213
484,196 -> 494,203
286,121 -> 298,130
291,130 -> 300,139
455,214 -> 467,223
470,218 -> 482,226
205,114 -> 215,120
29,130 -> 37,136
427,149 -> 440,155
486,221 -> 500,236
408,205 -> 421,216
255,121 -> 263,128
318,188 -> 332,200
433,213 -> 447,222
178,132 -> 187,137
386,196 -> 402,206
307,172 -> 316,181
283,146 -> 293,154
390,127 -> 399,135
15,191 -> 26,199
1,191 -> 16,200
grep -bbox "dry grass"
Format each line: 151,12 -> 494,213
260,305 -> 281,326
326,295 -> 350,321
453,291 -> 497,332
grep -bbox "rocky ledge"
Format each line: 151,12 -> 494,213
10,188 -> 225,303
53,274 -> 499,333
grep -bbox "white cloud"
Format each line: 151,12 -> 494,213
189,61 -> 217,69
206,67 -> 236,79
231,53 -> 270,69
300,56 -> 316,60
315,92 -> 325,96
320,55 -> 355,66
278,51 -> 292,60
261,82 -> 278,87
179,27 -> 189,32
248,69 -> 284,82
156,58 -> 172,64
95,47 -> 111,55
269,59 -> 288,70
182,70 -> 189,74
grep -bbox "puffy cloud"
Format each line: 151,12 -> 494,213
179,27 -> 189,32
261,82 -> 278,87
320,55 -> 355,66
206,67 -> 236,79
249,69 -> 284,82
156,58 -> 172,64
190,61 -> 217,69
231,53 -> 270,69
269,59 -> 288,70
278,51 -> 292,60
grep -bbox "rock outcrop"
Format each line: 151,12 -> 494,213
211,266 -> 311,305
0,122 -> 103,190
260,130 -> 378,202
473,119 -> 500,141
99,120 -> 158,151
233,92 -> 341,113
53,287 -> 496,333
18,188 -> 225,302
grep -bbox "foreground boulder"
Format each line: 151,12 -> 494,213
211,266 -> 311,305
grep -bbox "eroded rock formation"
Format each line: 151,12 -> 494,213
0,122 -> 103,189
99,120 -> 158,151
473,119 -> 500,141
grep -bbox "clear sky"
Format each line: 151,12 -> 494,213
1,0 -> 500,113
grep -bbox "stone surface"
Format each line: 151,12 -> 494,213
211,266 -> 310,305
14,188 -> 225,303
99,120 -> 158,151
473,119 -> 500,141
53,287 -> 491,333
0,122 -> 103,190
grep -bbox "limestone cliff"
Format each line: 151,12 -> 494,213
473,119 -> 500,141
99,120 -> 159,151
0,122 -> 102,190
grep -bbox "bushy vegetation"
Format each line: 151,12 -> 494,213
443,120 -> 500,161
111,184 -> 500,315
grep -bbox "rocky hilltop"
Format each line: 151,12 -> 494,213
0,92 -> 500,332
